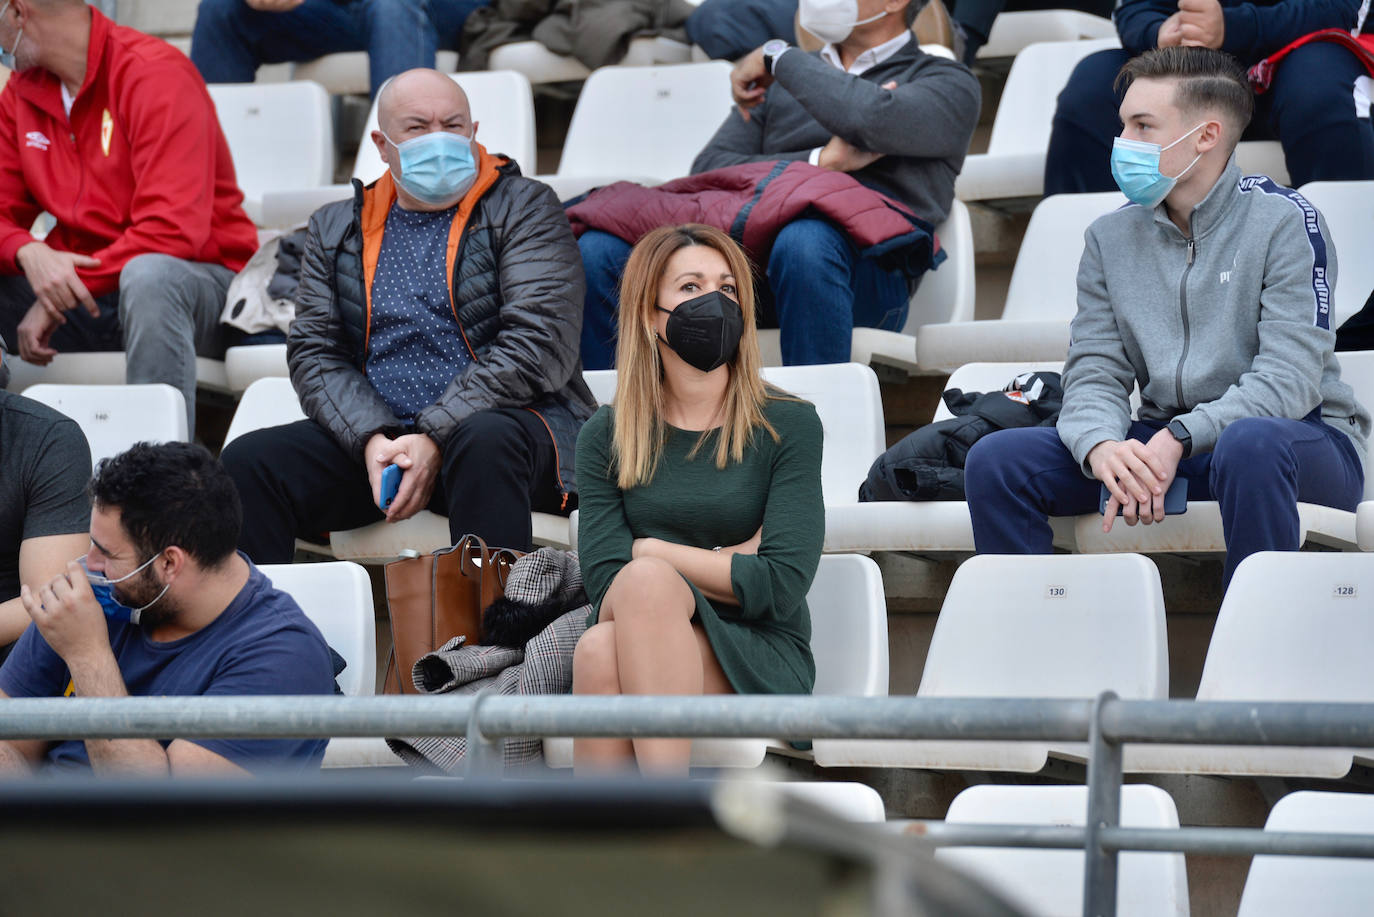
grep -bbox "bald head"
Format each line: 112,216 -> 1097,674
376,68 -> 472,137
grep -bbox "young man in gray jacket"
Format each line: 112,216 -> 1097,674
965,47 -> 1369,588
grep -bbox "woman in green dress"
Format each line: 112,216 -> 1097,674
573,224 -> 825,776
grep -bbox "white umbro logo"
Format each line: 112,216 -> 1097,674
25,131 -> 50,151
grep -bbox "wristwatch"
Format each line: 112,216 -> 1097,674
1167,419 -> 1193,458
762,39 -> 789,75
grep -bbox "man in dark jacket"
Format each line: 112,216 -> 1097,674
1044,0 -> 1374,194
222,69 -> 595,559
577,0 -> 981,369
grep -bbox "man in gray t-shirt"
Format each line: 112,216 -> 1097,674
0,388 -> 92,650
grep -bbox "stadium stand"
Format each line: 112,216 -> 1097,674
814,552 -> 1168,771
933,784 -> 1189,917
20,383 -> 186,463
1236,791 -> 1374,916
542,551 -> 890,768
488,35 -> 699,86
1125,551 -> 1374,779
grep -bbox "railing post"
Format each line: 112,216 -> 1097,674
464,690 -> 504,778
1083,691 -> 1122,917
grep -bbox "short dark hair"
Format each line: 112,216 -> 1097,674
1115,47 -> 1254,142
89,442 -> 242,568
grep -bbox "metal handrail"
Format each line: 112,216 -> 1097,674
2,692 -> 1372,917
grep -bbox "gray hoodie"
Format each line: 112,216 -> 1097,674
1058,160 -> 1370,473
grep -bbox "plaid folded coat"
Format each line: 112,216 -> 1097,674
386,548 -> 589,771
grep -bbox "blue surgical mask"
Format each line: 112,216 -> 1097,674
381,129 -> 477,206
1110,122 -> 1206,208
0,0 -> 24,72
79,553 -> 168,626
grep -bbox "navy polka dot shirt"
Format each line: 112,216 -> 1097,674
365,201 -> 473,422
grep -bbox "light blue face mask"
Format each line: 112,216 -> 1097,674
79,553 -> 168,626
1110,122 -> 1206,208
382,129 -> 477,206
0,0 -> 24,72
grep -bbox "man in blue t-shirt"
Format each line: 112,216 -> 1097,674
0,442 -> 337,776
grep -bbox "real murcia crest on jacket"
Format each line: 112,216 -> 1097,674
24,131 -> 50,151
101,109 -> 113,157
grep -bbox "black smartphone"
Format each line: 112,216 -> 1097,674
1099,476 -> 1189,516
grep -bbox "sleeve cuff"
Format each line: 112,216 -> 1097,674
1168,411 -> 1218,455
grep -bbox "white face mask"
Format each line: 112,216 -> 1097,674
799,0 -> 889,44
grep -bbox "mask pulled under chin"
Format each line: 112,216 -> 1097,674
657,290 -> 745,373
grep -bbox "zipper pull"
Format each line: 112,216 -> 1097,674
1187,239 -> 1195,265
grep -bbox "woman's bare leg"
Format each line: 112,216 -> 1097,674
572,621 -> 635,773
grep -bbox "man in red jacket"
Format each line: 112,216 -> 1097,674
0,0 -> 258,435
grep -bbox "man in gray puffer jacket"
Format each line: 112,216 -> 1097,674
223,69 -> 595,560
965,47 -> 1369,588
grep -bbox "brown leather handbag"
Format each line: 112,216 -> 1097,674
382,534 -> 522,694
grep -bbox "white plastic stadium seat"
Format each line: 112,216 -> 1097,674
259,561 -> 375,698
223,342 -> 288,393
258,560 -> 397,768
206,81 -> 334,225
816,553 -> 1168,771
557,62 -> 735,182
936,785 -> 1189,917
1126,552 -> 1374,779
1359,501 -> 1374,552
977,9 -> 1117,59
221,377 -> 306,448
956,38 -> 1288,202
1298,180 -> 1374,328
757,781 -> 887,822
3,352 -> 230,394
488,35 -> 694,86
258,71 -> 537,227
916,191 -> 1123,372
543,552 -> 889,768
21,383 -> 187,465
290,50 -> 459,97
1075,350 -> 1374,555
1237,791 -> 1374,916
758,199 -> 977,373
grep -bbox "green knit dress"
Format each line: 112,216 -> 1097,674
575,395 -> 825,695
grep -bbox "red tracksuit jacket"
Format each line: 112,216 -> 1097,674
0,7 -> 257,298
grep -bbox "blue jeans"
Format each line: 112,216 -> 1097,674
191,0 -> 488,99
964,416 -> 1365,589
577,218 -> 911,369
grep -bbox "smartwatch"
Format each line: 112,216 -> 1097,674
762,39 -> 789,75
1167,419 -> 1192,458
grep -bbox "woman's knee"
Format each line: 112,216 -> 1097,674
572,622 -> 620,694
603,557 -> 692,621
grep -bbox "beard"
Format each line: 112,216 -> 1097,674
113,568 -> 180,630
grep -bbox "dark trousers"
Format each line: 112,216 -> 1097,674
1045,42 -> 1374,195
222,408 -> 562,563
964,416 -> 1365,588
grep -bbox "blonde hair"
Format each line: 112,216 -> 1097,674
611,224 -> 777,489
